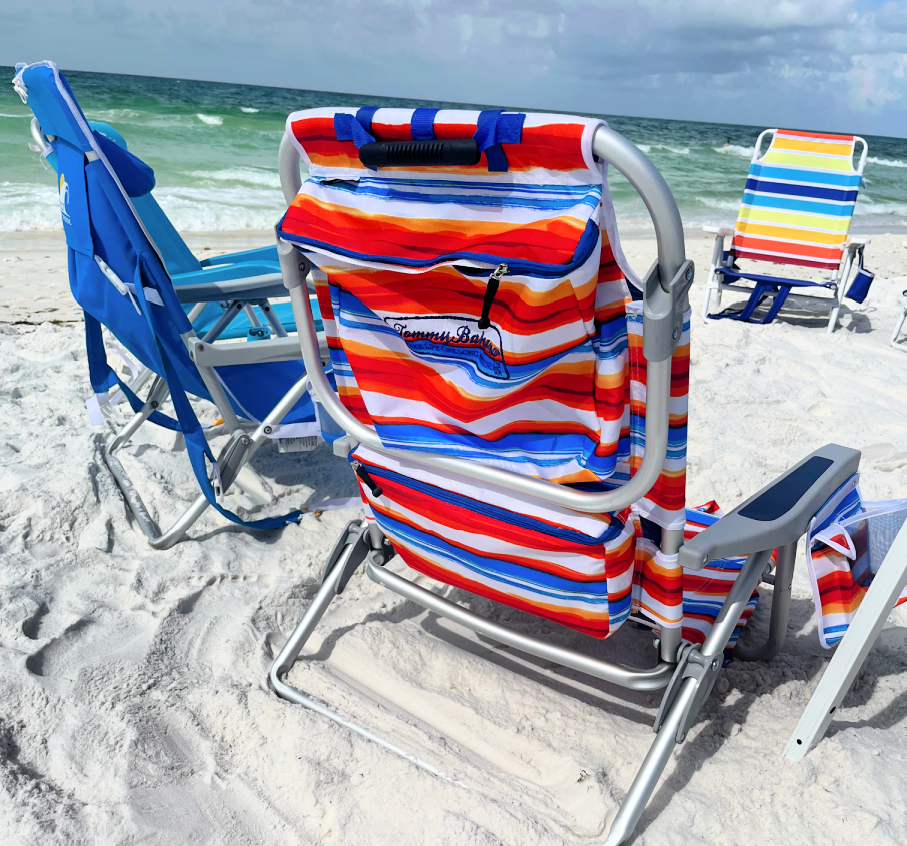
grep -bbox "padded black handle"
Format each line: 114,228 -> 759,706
358,139 -> 480,168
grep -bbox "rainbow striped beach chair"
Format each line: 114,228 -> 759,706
265,107 -> 888,843
702,128 -> 869,332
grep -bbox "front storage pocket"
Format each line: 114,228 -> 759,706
278,172 -> 624,485
351,445 -> 637,638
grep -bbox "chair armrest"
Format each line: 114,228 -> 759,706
847,236 -> 871,248
199,245 -> 280,268
190,331 -> 330,367
174,273 -> 286,303
703,225 -> 735,238
678,444 -> 861,570
173,261 -> 282,285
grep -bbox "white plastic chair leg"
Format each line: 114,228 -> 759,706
891,305 -> 907,351
784,519 -> 907,760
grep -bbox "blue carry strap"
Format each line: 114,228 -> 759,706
334,112 -> 375,148
411,108 -> 439,140
355,106 -> 378,135
475,110 -> 526,172
83,309 -> 181,430
127,253 -> 307,530
711,281 -> 792,324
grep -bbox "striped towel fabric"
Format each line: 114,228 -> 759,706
278,107 -> 756,642
806,474 -> 907,647
731,129 -> 862,271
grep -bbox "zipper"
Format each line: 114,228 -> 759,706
478,263 -> 508,329
278,211 -> 599,279
356,458 -> 622,546
351,460 -> 383,497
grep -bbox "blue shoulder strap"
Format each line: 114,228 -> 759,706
126,251 -> 308,530
84,311 -> 181,430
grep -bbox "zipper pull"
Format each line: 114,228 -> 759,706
478,263 -> 508,330
351,460 -> 383,498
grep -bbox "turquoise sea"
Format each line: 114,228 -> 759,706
3,66 -> 907,234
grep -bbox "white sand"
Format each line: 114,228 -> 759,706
1,230 -> 906,845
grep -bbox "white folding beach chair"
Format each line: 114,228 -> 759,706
892,243 -> 907,351
702,128 -> 870,332
265,105 -> 900,844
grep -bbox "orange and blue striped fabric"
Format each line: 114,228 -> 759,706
806,475 -> 907,647
279,107 -> 704,639
680,503 -> 763,647
731,129 -> 862,271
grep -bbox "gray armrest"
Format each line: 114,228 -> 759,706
174,274 -> 287,304
679,444 -> 861,570
190,332 -> 331,367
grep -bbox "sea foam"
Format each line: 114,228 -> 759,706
867,156 -> 907,169
195,114 -> 223,126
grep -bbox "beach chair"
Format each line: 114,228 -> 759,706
27,111 -> 298,344
891,244 -> 907,351
702,128 -> 869,332
261,106 -> 904,842
12,60 -> 336,549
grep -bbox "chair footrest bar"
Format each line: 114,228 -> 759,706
365,562 -> 675,691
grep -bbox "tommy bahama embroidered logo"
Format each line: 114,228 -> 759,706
384,315 -> 510,380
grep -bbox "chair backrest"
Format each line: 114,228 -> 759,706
278,107 -> 693,638
32,110 -> 203,278
13,61 -> 210,393
731,128 -> 868,270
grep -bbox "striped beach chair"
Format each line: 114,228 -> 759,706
702,128 -> 869,331
267,107 -> 871,844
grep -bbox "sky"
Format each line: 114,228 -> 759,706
4,0 -> 907,137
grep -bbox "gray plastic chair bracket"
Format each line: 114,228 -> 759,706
643,258 -> 694,363
678,444 -> 861,571
653,642 -> 722,743
211,430 -> 253,501
322,520 -> 367,595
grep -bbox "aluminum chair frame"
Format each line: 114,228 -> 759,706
702,128 -> 870,333
893,294 -> 907,351
891,246 -> 907,352
269,122 -> 863,844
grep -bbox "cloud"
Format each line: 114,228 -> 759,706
3,0 -> 907,135
847,52 -> 907,111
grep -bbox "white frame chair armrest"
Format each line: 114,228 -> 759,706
703,225 -> 734,238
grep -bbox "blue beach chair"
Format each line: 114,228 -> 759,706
27,111 -> 298,344
13,60 -> 331,548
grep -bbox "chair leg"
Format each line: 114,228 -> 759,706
734,540 -> 796,662
269,522 -> 448,778
602,549 -> 772,846
702,283 -> 713,320
103,375 -> 214,549
892,306 -> 907,350
784,520 -> 907,761
827,301 -> 842,334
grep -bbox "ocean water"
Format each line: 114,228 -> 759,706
3,66 -> 907,235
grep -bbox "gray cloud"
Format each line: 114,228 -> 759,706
4,0 -> 906,135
